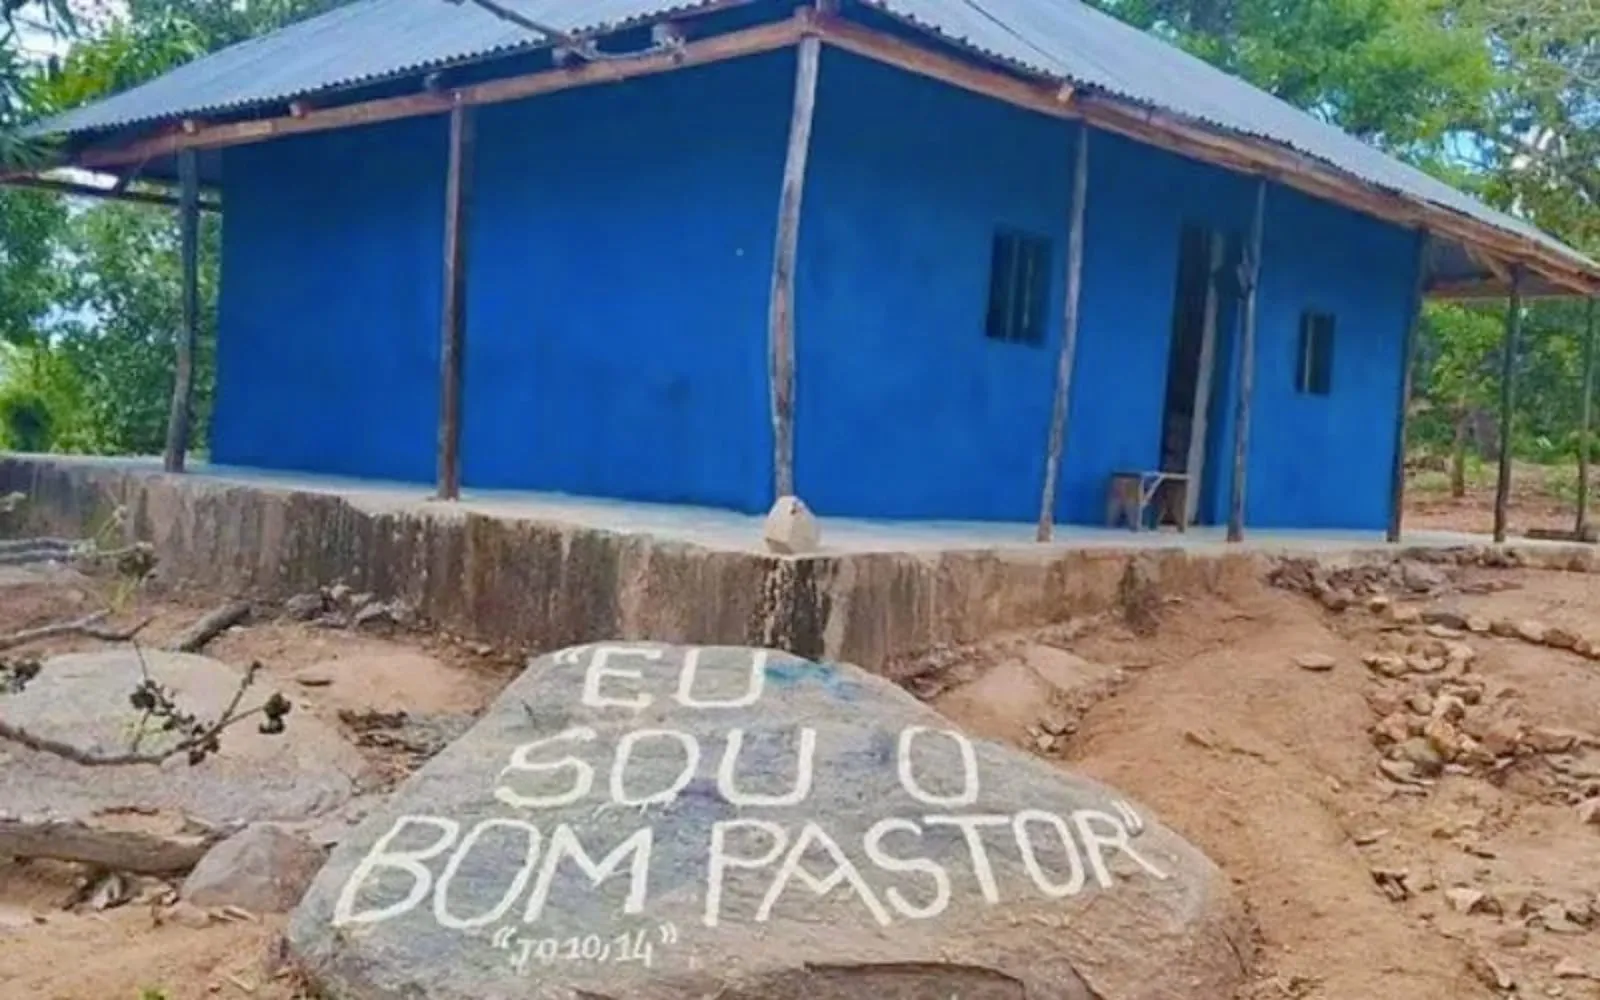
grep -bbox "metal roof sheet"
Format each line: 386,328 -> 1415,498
33,0 -> 1594,275
866,0 -> 1581,264
35,0 -> 739,136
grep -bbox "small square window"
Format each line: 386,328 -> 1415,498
1296,311 -> 1334,395
985,230 -> 1052,346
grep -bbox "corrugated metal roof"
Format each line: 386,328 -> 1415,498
36,0 -> 743,136
866,0 -> 1582,264
33,0 -> 1594,275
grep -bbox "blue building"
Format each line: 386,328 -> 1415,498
26,0 -> 1600,535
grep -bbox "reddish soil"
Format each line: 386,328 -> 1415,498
4,552 -> 1599,999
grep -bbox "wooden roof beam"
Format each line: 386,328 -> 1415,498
48,12 -> 1599,296
70,15 -> 809,170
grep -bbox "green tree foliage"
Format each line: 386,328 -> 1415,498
1092,0 -> 1497,152
1,0 -> 318,452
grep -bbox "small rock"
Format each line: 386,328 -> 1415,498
283,593 -> 325,621
1553,958 -> 1591,980
1514,620 -> 1549,644
1365,653 -> 1411,678
295,672 -> 333,688
349,592 -> 375,609
1445,887 -> 1488,914
1425,624 -> 1465,639
182,823 -> 327,914
1405,653 -> 1444,674
1033,732 -> 1057,753
1318,589 -> 1354,612
164,901 -> 214,929
1543,626 -> 1580,651
1351,829 -> 1387,846
326,583 -> 353,605
1466,615 -> 1492,634
1467,952 -> 1515,992
1431,694 -> 1466,722
1480,718 -> 1524,757
1295,652 -> 1337,672
1368,594 -> 1394,613
1371,712 -> 1412,748
1367,688 -> 1407,717
1406,692 -> 1435,715
1402,562 -> 1447,593
1422,606 -> 1469,629
1370,866 -> 1411,901
762,495 -> 821,554
1389,605 -> 1423,625
87,871 -> 130,911
352,601 -> 394,628
1039,711 -> 1075,737
1396,737 -> 1445,775
1493,925 -> 1530,948
1378,758 -> 1424,784
1456,738 -> 1495,768
1538,903 -> 1586,934
1578,798 -> 1600,826
469,642 -> 494,657
1424,718 -> 1464,761
1525,726 -> 1582,754
1442,641 -> 1476,667
1563,900 -> 1593,926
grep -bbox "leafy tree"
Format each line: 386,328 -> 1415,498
1092,0 -> 1497,153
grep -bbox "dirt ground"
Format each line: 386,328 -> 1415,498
1404,462 -> 1592,538
0,567 -> 511,1000
3,538 -> 1599,998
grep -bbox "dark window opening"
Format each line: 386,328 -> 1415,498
985,230 -> 1052,346
1296,311 -> 1335,395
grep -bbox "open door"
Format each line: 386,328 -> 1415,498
1158,225 -> 1226,525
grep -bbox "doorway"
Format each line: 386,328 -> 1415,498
1158,224 -> 1226,525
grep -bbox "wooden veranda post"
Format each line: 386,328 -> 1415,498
436,101 -> 475,501
162,149 -> 201,474
1492,267 -> 1524,543
768,33 -> 821,501
1036,124 -> 1091,542
1578,296 -> 1596,539
1387,229 -> 1430,543
1227,179 -> 1267,543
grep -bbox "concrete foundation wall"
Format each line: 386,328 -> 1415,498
0,458 -> 1265,668
5,458 -> 1592,672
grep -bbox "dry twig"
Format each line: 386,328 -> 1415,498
0,611 -> 154,652
170,600 -> 251,654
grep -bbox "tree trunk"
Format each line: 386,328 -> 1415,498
1451,407 -> 1468,498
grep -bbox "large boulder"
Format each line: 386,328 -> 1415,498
289,644 -> 1247,1000
0,650 -> 369,829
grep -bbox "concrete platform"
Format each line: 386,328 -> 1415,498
2,454 -> 1594,670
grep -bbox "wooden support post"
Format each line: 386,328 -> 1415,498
1036,123 -> 1091,542
768,34 -> 821,500
1578,296 -> 1596,539
436,102 -> 474,501
1387,229 -> 1430,543
1227,179 -> 1267,543
1493,267 -> 1523,543
162,149 -> 200,473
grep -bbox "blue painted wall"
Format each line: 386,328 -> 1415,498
211,43 -> 1417,531
794,51 -> 1417,530
214,116 -> 447,482
461,54 -> 788,511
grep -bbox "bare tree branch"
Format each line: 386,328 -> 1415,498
0,611 -> 154,652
